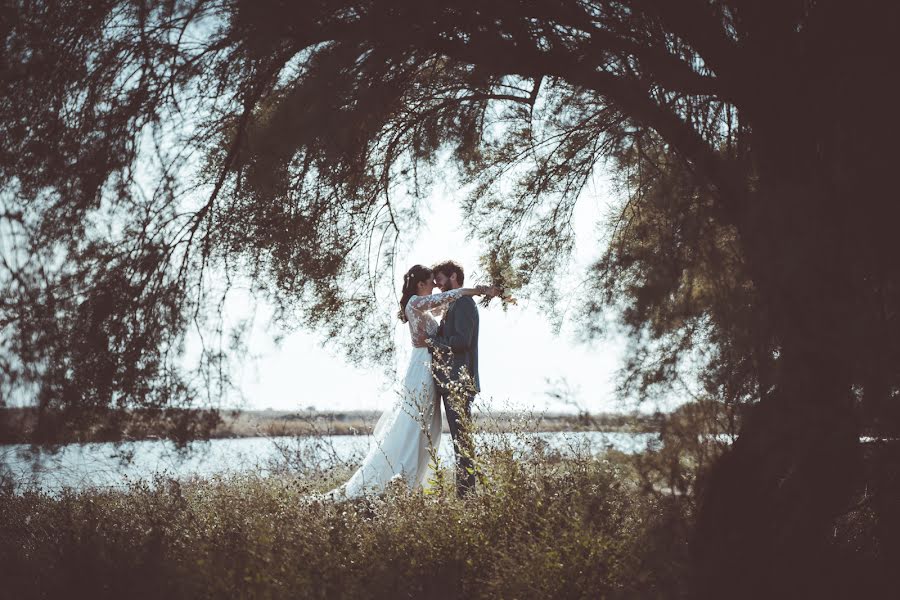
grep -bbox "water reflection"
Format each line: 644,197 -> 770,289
2,431 -> 658,493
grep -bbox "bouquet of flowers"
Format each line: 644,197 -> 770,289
477,247 -> 523,310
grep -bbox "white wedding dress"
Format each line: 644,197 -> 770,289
322,288 -> 465,499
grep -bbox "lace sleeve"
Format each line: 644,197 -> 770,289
407,288 -> 465,313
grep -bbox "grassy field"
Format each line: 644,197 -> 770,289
0,447 -> 692,599
3,417 -> 898,598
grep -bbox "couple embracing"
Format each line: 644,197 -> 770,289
325,260 -> 501,500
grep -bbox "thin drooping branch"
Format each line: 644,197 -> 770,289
410,30 -> 742,207
177,57 -> 289,282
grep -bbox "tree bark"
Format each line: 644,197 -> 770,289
693,343 -> 860,597
692,157 -> 862,597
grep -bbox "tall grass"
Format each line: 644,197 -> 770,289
1,438 -> 691,599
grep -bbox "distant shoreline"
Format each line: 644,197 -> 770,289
218,409 -> 659,438
0,407 -> 660,445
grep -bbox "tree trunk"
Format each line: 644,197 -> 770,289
692,166 -> 862,597
692,344 -> 860,597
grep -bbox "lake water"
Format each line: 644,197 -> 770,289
2,431 -> 658,493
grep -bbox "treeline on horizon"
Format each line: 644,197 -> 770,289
0,403 -> 728,445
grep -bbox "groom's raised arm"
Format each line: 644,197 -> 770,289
430,297 -> 477,353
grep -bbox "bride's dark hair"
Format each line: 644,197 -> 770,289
398,264 -> 433,322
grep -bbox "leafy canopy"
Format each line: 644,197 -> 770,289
2,0 -> 898,442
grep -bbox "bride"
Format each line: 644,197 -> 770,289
321,264 -> 498,499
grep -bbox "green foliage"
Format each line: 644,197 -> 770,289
1,0 -> 237,440
0,453 -> 689,599
5,0 -> 900,452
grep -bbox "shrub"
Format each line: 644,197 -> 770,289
0,446 -> 690,599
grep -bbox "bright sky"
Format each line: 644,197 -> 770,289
230,176 -> 631,415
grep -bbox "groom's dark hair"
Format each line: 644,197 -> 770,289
432,260 -> 464,285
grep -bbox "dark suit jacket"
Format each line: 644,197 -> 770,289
431,294 -> 480,393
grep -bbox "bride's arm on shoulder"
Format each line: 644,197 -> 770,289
428,287 -> 500,351
407,286 -> 501,313
463,285 -> 503,299
407,289 -> 464,313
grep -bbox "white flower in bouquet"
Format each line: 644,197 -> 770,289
477,248 -> 523,310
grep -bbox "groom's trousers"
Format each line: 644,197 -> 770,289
439,387 -> 477,498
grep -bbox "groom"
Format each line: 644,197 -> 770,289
427,259 -> 480,498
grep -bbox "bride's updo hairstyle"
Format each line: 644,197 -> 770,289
398,264 -> 433,322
